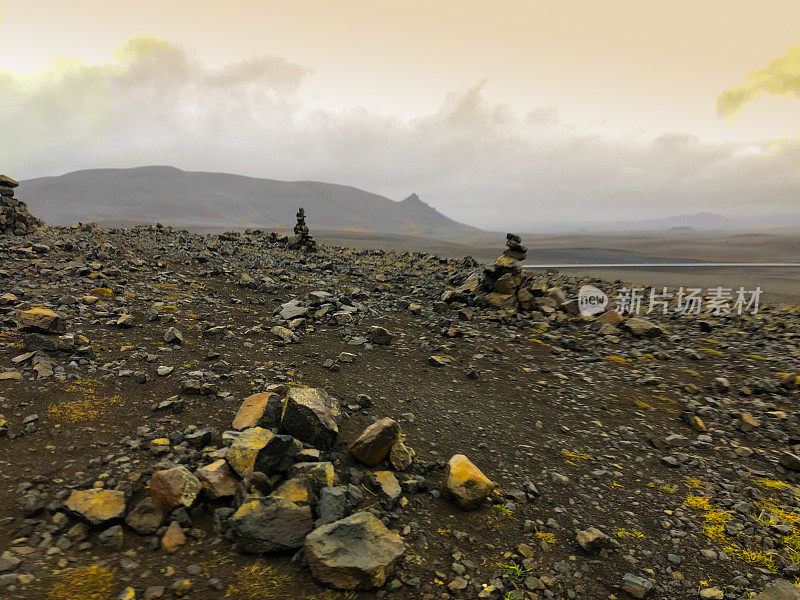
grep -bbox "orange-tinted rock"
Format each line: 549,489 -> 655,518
18,308 -> 65,333
149,467 -> 202,510
348,418 -> 400,466
443,454 -> 495,510
195,460 -> 238,499
161,521 -> 186,553
597,310 -> 624,325
65,489 -> 125,526
232,392 -> 283,430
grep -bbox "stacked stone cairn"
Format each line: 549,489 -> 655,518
288,207 -> 317,253
0,175 -> 43,236
444,233 -> 562,314
478,233 -> 530,312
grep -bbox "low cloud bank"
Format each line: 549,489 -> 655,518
2,36 -> 799,229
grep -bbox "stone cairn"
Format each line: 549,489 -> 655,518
502,232 -> 528,260
288,207 -> 317,252
1,175 -> 42,236
444,233 -> 555,314
478,233 -> 530,310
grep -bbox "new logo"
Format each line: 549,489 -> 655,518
578,285 -> 608,316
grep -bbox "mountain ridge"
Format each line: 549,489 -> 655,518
18,166 -> 481,239
17,166 -> 800,236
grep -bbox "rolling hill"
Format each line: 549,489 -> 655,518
18,166 -> 480,238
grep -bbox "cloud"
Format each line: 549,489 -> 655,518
717,47 -> 800,117
2,36 -> 799,229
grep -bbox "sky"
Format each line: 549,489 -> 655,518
0,0 -> 798,229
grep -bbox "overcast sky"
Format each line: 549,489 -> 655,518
0,0 -> 798,229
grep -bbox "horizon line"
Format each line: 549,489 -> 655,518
523,262 -> 800,268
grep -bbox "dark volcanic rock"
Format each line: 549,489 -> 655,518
304,512 -> 405,590
228,496 -> 314,553
280,387 -> 340,449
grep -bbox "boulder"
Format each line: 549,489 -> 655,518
621,573 -> 654,599
65,489 -> 125,526
484,292 -> 518,312
389,439 -> 415,471
0,293 -> 18,306
116,314 -> 135,328
149,467 -> 202,510
494,255 -> 521,272
366,326 -> 394,345
225,427 -> 273,477
238,273 -> 256,287
0,175 -> 19,188
280,387 -> 339,449
232,392 -> 283,430
348,418 -> 401,466
443,454 -> 495,510
493,273 -> 516,295
164,327 -> 183,344
195,460 -> 238,500
546,287 -> 567,304
739,412 -> 760,432
234,472 -> 272,507
271,478 -> 316,507
271,326 -> 296,342
17,308 -> 65,334
161,521 -> 186,553
780,452 -> 800,472
597,310 -> 624,325
125,497 -> 166,534
316,487 -> 349,525
576,526 -> 612,553
623,317 -> 664,338
228,496 -> 314,553
287,462 -> 335,496
280,305 -> 308,320
456,272 -> 481,294
369,471 -> 401,505
97,525 -> 123,550
753,580 -> 800,600
253,433 -> 303,474
305,512 -> 405,590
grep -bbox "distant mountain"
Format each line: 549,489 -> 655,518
538,212 -> 800,233
18,166 -> 480,238
625,212 -> 731,230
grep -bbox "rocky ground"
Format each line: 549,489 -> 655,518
1,224 -> 800,600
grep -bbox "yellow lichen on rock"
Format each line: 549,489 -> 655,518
225,427 -> 273,477
65,489 -> 126,526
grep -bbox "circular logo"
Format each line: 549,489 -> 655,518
578,285 -> 608,316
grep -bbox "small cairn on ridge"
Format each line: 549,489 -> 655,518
1,175 -> 43,236
502,232 -> 528,260
288,207 -> 317,253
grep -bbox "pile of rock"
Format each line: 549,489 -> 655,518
45,376 -> 502,593
1,175 -> 43,236
443,234 -> 670,343
61,385 -> 415,592
502,232 -> 527,260
288,207 -> 317,252
445,232 -> 544,313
